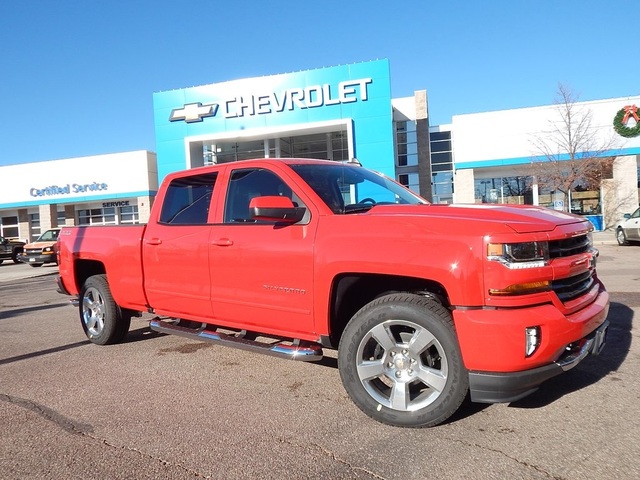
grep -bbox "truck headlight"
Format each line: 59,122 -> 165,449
487,241 -> 549,269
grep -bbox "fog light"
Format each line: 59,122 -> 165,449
525,327 -> 541,357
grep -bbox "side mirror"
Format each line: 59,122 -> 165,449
250,196 -> 306,223
624,213 -> 631,220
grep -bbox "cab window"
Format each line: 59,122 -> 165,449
159,173 -> 217,225
224,168 -> 303,223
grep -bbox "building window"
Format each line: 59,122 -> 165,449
429,130 -> 454,202
119,205 -> 140,224
201,130 -> 349,165
204,140 -> 266,164
282,132 -> 348,160
78,207 -> 117,226
398,173 -> 420,193
475,177 -> 532,205
77,204 -> 142,225
432,172 -> 453,204
30,213 -> 41,239
395,121 -> 418,167
429,131 -> 450,142
0,216 -> 19,239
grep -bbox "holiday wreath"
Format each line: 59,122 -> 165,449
613,105 -> 640,138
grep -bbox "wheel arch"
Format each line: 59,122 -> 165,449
74,259 -> 106,292
327,273 -> 450,348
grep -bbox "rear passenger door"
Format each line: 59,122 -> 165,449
142,172 -> 218,320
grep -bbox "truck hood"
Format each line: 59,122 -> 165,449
368,203 -> 591,234
24,240 -> 57,249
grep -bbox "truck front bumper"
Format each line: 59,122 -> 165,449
468,318 -> 609,403
453,283 -> 609,403
20,253 -> 56,265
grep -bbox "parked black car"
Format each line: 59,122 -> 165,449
0,237 -> 25,264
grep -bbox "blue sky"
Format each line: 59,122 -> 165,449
0,1 -> 638,166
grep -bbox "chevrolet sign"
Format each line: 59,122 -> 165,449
169,78 -> 372,123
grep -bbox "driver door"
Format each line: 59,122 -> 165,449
209,166 -> 316,336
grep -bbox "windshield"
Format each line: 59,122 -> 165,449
37,229 -> 59,242
290,163 -> 427,214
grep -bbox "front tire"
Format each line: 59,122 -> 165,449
80,274 -> 130,345
338,293 -> 468,428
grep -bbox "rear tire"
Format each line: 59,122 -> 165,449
338,293 -> 468,428
80,274 -> 130,345
616,228 -> 628,246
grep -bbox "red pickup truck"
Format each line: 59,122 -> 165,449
56,158 -> 610,427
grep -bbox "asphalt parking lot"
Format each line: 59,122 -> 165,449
1,239 -> 639,479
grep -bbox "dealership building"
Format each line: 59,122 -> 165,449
1,59 -> 639,241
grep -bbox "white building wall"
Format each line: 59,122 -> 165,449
0,151 -> 158,240
0,150 -> 158,207
450,95 -> 640,227
453,95 -> 640,166
392,96 -> 417,121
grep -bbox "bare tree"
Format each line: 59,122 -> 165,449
529,84 -> 617,211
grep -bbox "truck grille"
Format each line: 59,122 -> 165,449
549,234 -> 595,302
548,235 -> 591,258
552,270 -> 595,303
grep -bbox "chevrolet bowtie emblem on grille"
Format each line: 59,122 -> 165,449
170,102 -> 219,123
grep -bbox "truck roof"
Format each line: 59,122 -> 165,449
171,158 -> 357,177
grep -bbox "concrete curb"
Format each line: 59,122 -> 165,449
592,231 -> 618,246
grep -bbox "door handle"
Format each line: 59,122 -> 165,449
212,238 -> 233,246
145,238 -> 162,246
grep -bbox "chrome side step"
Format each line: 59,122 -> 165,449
149,318 -> 323,362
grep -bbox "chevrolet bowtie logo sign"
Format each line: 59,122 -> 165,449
170,102 -> 219,123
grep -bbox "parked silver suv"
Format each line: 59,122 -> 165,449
615,206 -> 640,245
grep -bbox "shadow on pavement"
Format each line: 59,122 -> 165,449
0,339 -> 90,366
122,325 -> 163,344
0,327 -> 164,366
0,302 -> 69,320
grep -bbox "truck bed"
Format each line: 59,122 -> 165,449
57,225 -> 148,311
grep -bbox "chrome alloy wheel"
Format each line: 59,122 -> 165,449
616,228 -> 627,246
355,319 -> 448,412
82,286 -> 107,337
